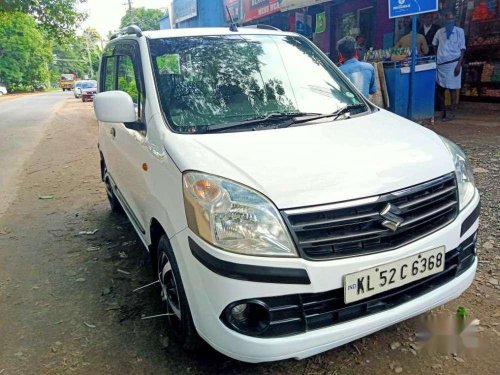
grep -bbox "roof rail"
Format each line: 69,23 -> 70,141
110,24 -> 143,40
242,24 -> 281,31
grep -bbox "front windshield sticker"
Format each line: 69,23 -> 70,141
157,54 -> 181,75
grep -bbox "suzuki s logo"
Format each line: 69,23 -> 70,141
380,203 -> 404,231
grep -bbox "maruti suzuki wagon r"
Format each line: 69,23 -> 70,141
93,25 -> 480,363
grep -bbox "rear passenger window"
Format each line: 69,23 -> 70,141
117,55 -> 139,104
103,57 -> 116,91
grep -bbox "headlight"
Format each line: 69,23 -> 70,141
183,172 -> 297,257
440,137 -> 475,211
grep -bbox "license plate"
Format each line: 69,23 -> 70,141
344,246 -> 445,304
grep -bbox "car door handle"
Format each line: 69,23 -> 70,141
110,128 -> 116,138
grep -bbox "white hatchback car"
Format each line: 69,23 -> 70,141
0,84 -> 7,95
94,25 -> 480,363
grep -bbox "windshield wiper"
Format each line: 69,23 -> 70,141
201,112 -> 321,133
284,104 -> 368,127
200,104 -> 367,133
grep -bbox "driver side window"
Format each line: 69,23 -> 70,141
117,55 -> 139,105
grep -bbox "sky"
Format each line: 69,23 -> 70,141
79,0 -> 169,38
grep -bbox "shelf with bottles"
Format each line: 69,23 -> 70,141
364,48 -> 414,63
464,61 -> 500,84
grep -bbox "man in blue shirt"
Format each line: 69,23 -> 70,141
337,36 -> 376,98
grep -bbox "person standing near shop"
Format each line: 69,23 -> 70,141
395,17 -> 429,55
355,35 -> 367,61
419,13 -> 440,55
337,36 -> 376,98
433,12 -> 466,121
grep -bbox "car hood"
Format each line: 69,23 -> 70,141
164,109 -> 454,209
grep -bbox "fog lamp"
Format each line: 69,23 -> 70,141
224,300 -> 271,335
230,303 -> 249,322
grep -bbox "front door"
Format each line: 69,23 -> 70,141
106,42 -> 149,236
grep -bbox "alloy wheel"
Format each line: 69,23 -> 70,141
158,251 -> 182,325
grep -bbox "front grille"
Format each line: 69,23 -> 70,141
223,232 -> 476,338
282,173 -> 458,260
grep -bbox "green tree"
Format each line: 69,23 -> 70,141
0,11 -> 53,89
120,7 -> 164,31
0,0 -> 87,40
50,29 -> 102,81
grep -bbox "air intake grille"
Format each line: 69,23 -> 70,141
282,173 -> 458,260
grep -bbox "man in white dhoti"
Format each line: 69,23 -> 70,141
433,12 -> 466,121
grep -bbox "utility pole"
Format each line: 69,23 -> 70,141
83,35 -> 94,79
124,0 -> 134,23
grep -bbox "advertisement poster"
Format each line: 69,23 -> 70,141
315,11 -> 326,34
295,12 -> 305,35
223,0 -> 241,22
242,0 -> 281,23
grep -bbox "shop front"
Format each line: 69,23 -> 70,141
461,0 -> 500,102
237,1 -> 395,61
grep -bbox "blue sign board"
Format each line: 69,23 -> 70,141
173,0 -> 198,24
388,0 -> 438,18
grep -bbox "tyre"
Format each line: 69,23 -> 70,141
103,165 -> 123,214
157,235 -> 202,350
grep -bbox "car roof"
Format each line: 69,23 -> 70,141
142,27 -> 295,39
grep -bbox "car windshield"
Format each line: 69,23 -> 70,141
82,82 -> 96,89
149,34 -> 366,134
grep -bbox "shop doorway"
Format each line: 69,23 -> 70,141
357,6 -> 374,48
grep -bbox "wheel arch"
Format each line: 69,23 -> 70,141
148,217 -> 168,265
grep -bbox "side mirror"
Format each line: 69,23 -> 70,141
94,91 -> 137,123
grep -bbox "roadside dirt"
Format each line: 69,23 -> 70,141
0,99 -> 498,374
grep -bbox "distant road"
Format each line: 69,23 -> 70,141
0,91 -> 71,216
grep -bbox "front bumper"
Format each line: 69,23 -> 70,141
170,191 -> 480,362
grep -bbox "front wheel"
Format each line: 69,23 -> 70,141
157,235 -> 201,350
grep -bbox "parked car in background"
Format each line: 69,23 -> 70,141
0,83 -> 7,95
93,26 -> 479,363
81,80 -> 97,102
74,80 -> 84,98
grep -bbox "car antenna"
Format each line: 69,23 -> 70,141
226,6 -> 238,32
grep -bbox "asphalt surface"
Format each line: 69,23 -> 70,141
0,91 -> 70,216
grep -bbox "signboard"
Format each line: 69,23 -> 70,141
242,0 -> 280,23
224,0 -> 241,22
280,0 -> 330,12
172,0 -> 197,24
388,0 -> 438,19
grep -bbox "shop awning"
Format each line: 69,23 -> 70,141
279,0 -> 331,12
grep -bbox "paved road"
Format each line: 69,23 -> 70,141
0,91 -> 71,216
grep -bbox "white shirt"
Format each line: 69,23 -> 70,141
424,24 -> 431,35
432,26 -> 466,64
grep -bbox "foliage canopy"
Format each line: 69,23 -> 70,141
0,0 -> 87,40
0,11 -> 53,88
120,7 -> 164,31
